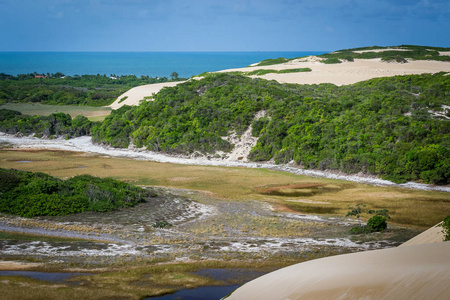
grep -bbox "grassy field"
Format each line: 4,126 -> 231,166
0,103 -> 111,121
1,149 -> 448,228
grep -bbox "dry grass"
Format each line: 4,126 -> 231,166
0,103 -> 111,121
1,149 -> 449,228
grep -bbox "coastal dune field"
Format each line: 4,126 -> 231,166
110,51 -> 450,109
220,57 -> 450,85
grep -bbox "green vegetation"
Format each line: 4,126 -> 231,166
321,45 -> 450,62
347,204 -> 390,234
442,216 -> 450,241
0,109 -> 97,139
1,149 -> 448,227
322,57 -> 342,64
253,45 -> 450,66
246,68 -> 312,76
0,103 -> 111,121
277,68 -> 312,73
92,72 -> 450,185
0,72 -> 185,107
0,168 -> 156,217
255,57 -> 289,66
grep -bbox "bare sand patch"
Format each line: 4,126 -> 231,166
439,51 -> 450,56
219,58 -> 450,86
108,81 -> 185,109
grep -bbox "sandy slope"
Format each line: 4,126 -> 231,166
400,222 -> 445,247
219,58 -> 450,86
108,81 -> 184,109
227,241 -> 450,300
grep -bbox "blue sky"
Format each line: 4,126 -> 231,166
1,0 -> 449,52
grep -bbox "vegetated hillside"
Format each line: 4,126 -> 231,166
0,168 -> 156,217
256,45 -> 450,66
0,109 -> 97,139
92,72 -> 450,185
0,73 -> 184,106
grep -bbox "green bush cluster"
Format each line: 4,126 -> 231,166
92,72 -> 450,185
255,57 -> 289,66
0,168 -> 156,217
246,68 -> 312,76
320,45 -> 450,62
0,109 -> 97,139
0,73 -> 184,107
322,57 -> 342,64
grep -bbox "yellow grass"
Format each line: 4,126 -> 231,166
0,149 -> 449,228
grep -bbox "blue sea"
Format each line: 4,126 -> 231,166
0,52 -> 325,78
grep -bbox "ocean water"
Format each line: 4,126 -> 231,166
0,51 -> 324,78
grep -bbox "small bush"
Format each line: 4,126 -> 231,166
442,216 -> 450,241
322,57 -> 341,64
367,215 -> 387,232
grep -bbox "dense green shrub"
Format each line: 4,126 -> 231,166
322,57 -> 341,64
92,72 -> 450,185
0,169 -> 156,217
367,215 -> 387,232
0,73 -> 185,106
0,109 -> 98,138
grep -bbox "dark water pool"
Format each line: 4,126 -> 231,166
0,271 -> 91,282
145,284 -> 239,300
146,268 -> 269,300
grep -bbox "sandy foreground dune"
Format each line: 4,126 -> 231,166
109,56 -> 450,110
227,225 -> 449,300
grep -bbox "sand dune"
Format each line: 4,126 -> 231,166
227,241 -> 450,300
108,81 -> 184,109
219,58 -> 450,86
109,58 -> 450,110
400,222 -> 444,247
227,224 -> 449,300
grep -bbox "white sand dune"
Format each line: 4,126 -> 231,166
219,58 -> 450,86
108,81 -> 184,109
227,225 -> 449,300
109,57 -> 450,110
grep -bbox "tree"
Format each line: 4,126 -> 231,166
346,203 -> 366,227
170,72 -> 179,80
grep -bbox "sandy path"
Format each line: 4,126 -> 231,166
108,81 -> 185,109
227,241 -> 450,300
219,58 -> 450,86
